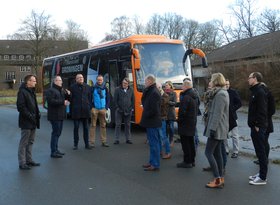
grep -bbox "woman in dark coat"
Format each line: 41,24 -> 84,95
164,81 -> 177,146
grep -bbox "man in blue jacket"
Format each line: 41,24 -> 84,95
89,75 -> 110,147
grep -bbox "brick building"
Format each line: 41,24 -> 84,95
0,40 -> 88,90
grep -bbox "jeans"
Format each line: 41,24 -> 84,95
73,118 -> 89,147
18,129 -> 36,166
194,127 -> 200,150
205,138 -> 224,178
264,131 -> 270,159
251,127 -> 268,180
114,110 -> 132,141
50,120 -> 63,154
159,120 -> 171,154
225,124 -> 240,154
166,120 -> 175,143
146,128 -> 161,168
221,140 -> 227,168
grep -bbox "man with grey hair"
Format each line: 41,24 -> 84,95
177,78 -> 198,168
140,74 -> 162,171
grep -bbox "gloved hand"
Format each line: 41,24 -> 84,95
210,130 -> 216,138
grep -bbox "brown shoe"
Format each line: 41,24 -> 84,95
142,164 -> 151,168
162,153 -> 172,159
144,166 -> 159,171
206,178 -> 224,188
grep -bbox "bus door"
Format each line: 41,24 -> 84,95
106,60 -> 119,125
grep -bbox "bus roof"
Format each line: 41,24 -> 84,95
43,35 -> 183,61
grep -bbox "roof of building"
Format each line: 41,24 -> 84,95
0,40 -> 88,56
206,31 -> 280,63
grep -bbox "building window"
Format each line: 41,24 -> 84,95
12,55 -> 17,60
20,66 -> 31,72
4,55 -> 9,60
5,71 -> 15,80
26,55 -> 32,60
19,55 -> 24,60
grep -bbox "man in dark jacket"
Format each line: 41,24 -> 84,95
46,76 -> 70,158
113,77 -> 134,145
225,80 -> 242,158
253,83 -> 275,165
177,78 -> 198,168
69,74 -> 92,150
247,72 -> 268,185
17,74 -> 40,170
140,74 -> 162,171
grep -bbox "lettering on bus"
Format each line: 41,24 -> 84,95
61,64 -> 84,73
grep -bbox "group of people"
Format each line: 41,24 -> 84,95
16,71 -> 275,189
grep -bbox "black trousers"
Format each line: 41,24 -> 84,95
180,135 -> 196,164
251,127 -> 268,180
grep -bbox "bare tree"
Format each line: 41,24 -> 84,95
13,10 -> 54,75
195,21 -> 223,53
146,14 -> 166,35
163,13 -> 185,39
131,15 -> 146,35
100,33 -> 117,42
63,20 -> 88,51
216,20 -> 233,44
229,0 -> 258,38
182,19 -> 199,49
257,8 -> 280,33
111,16 -> 132,39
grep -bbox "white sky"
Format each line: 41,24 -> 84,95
0,0 -> 278,44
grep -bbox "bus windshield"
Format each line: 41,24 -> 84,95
135,43 -> 189,91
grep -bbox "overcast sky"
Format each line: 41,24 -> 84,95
1,0 -> 278,44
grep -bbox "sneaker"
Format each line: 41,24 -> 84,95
249,173 -> 259,181
249,176 -> 267,185
73,145 -> 78,150
231,153 -> 238,158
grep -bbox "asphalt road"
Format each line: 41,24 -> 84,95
0,105 -> 279,205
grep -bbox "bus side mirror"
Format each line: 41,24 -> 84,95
132,48 -> 140,70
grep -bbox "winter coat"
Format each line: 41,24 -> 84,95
160,92 -> 169,120
261,84 -> 276,133
177,88 -> 198,136
46,84 -> 69,121
92,84 -> 110,110
17,83 -> 40,129
228,88 -> 242,131
204,88 -> 229,140
140,83 -> 161,128
248,83 -> 268,129
114,86 -> 134,116
165,90 -> 177,121
69,83 -> 92,119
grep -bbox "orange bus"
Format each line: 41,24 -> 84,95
42,35 -> 207,126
